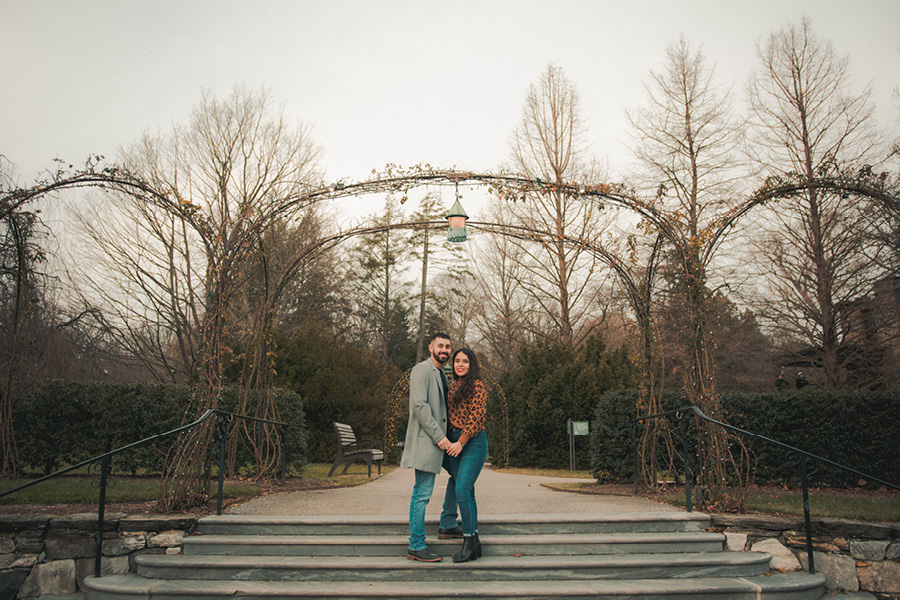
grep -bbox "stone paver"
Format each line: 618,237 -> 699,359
227,466 -> 678,516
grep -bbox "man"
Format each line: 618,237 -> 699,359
399,332 -> 462,561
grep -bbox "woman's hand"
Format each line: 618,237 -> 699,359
447,441 -> 463,457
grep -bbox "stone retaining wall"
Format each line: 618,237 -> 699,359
711,513 -> 900,599
1,511 -> 898,598
0,513 -> 197,599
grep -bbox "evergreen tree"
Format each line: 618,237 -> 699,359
345,197 -> 415,367
502,334 -> 635,469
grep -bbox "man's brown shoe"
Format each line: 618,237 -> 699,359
407,547 -> 442,562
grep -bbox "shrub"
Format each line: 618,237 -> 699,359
503,335 -> 636,469
14,380 -> 188,475
589,388 -> 900,488
14,381 -> 307,477
590,389 -> 685,482
722,389 -> 900,487
272,327 -> 400,462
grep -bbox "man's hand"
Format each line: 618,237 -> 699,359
437,437 -> 451,451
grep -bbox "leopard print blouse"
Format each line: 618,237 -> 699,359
448,378 -> 487,438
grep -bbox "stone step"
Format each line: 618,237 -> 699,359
83,572 -> 827,599
196,512 -> 710,537
135,551 -> 772,581
183,531 -> 725,556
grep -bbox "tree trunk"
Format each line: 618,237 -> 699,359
415,231 -> 429,363
157,269 -> 228,510
0,217 -> 26,478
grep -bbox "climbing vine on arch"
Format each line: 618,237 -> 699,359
4,150 -> 895,510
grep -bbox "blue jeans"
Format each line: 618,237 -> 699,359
408,467 -> 460,551
445,428 -> 488,535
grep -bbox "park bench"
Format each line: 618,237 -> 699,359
328,422 -> 384,477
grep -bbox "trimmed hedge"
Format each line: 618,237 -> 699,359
722,389 -> 900,487
591,389 -> 900,488
13,380 -> 307,476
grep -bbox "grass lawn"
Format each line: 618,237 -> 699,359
658,488 -> 900,523
493,466 -> 593,479
0,477 -> 262,505
0,462 -> 394,510
741,488 -> 900,523
546,480 -> 900,523
301,462 -> 396,487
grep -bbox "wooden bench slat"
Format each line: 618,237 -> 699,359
328,422 -> 384,477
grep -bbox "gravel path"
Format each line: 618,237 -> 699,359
226,466 -> 678,516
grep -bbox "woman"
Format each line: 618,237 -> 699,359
444,347 -> 489,563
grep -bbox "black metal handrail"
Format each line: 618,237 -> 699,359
633,405 -> 900,574
0,408 -> 287,578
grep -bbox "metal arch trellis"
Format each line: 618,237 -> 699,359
382,369 -> 412,458
0,161 -> 641,236
4,158 -> 898,505
5,159 -> 896,260
6,164 -> 894,371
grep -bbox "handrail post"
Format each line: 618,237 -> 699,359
216,412 -> 232,516
800,455 -> 815,574
678,411 -> 692,513
94,456 -> 109,578
633,419 -> 640,495
280,424 -> 287,486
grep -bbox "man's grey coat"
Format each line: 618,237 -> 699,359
399,358 -> 447,474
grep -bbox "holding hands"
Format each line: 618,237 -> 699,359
446,441 -> 463,457
437,436 -> 463,457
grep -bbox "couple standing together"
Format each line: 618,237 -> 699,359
400,332 -> 488,563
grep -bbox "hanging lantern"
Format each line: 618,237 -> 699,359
446,196 -> 468,243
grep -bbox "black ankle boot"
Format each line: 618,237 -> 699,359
474,533 -> 482,558
452,534 -> 479,563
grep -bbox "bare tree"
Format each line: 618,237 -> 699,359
433,269 -> 480,351
747,18 -> 884,389
70,192 -> 203,383
628,38 -> 744,398
82,86 -> 322,508
468,220 -> 534,373
503,65 -> 610,347
626,39 -> 749,507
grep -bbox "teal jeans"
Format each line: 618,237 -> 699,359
408,466 -> 460,551
445,427 -> 488,535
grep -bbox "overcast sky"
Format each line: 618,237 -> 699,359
2,0 -> 898,198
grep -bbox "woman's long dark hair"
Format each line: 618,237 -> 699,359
450,348 -> 482,405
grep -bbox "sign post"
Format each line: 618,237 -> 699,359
567,419 -> 589,471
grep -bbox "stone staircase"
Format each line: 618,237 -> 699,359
83,512 -> 826,599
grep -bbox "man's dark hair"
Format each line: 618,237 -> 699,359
430,332 -> 451,343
